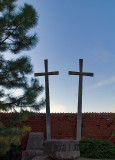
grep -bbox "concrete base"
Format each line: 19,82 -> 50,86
31,157 -> 114,160
43,139 -> 80,160
22,150 -> 44,160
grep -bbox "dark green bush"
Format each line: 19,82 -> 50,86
80,138 -> 115,159
0,145 -> 21,160
8,145 -> 22,160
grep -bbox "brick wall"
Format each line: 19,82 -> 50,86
0,113 -> 115,150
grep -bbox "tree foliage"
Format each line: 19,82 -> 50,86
0,122 -> 31,155
0,0 -> 44,155
0,0 -> 38,53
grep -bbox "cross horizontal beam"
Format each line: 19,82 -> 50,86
34,71 -> 59,77
68,59 -> 94,141
34,59 -> 59,140
69,71 -> 93,77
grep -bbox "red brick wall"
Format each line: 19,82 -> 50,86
0,113 -> 115,150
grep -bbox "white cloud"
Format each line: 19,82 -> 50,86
110,107 -> 115,113
40,104 -> 66,113
90,76 -> 115,88
50,105 -> 66,113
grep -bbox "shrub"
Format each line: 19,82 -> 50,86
0,145 -> 22,160
0,123 -> 31,159
80,138 -> 115,159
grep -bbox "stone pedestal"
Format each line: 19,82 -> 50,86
44,139 -> 80,160
26,132 -> 44,150
22,132 -> 44,160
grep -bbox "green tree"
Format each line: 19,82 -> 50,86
0,0 -> 44,156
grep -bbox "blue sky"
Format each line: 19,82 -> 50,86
8,0 -> 115,113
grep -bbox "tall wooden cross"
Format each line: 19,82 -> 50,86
68,59 -> 94,141
34,59 -> 59,140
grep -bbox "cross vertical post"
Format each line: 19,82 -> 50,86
68,59 -> 94,141
34,59 -> 59,140
77,59 -> 83,141
44,60 -> 51,139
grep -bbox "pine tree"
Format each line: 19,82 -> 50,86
0,0 -> 38,53
0,0 -> 44,156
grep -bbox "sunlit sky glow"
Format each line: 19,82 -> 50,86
6,0 -> 115,113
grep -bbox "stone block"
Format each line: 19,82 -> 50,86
44,139 -> 80,160
26,132 -> 44,150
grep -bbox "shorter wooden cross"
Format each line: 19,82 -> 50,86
68,59 -> 94,141
34,59 -> 59,140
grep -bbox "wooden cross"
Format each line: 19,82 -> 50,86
68,59 -> 94,141
34,59 -> 59,140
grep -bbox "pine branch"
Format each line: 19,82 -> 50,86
1,25 -> 19,43
0,28 -> 15,31
0,16 -> 35,44
8,38 -> 15,42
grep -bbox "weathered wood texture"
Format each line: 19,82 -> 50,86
69,59 -> 94,141
34,59 -> 59,140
